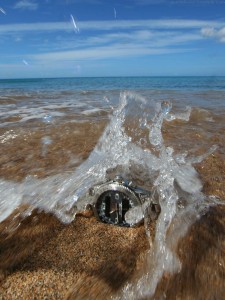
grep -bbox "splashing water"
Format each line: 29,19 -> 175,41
0,91 -> 220,297
42,114 -> 53,124
0,7 -> 6,15
41,136 -> 52,157
70,14 -> 79,33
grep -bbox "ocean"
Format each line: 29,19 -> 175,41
1,76 -> 225,127
0,76 -> 225,299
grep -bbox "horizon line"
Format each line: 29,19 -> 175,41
1,75 -> 225,81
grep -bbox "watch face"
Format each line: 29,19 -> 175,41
95,190 -> 133,227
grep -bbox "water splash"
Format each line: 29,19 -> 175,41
41,136 -> 52,157
0,7 -> 6,15
114,95 -> 217,299
42,114 -> 53,124
114,8 -> 117,19
23,59 -> 29,66
0,91 -> 220,298
70,14 -> 79,33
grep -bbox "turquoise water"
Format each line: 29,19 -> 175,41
1,76 -> 225,92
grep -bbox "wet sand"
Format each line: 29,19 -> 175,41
153,205 -> 225,300
0,113 -> 225,299
0,212 -> 149,299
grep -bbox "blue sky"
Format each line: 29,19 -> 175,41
0,0 -> 225,78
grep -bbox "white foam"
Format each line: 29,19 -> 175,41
0,130 -> 18,144
0,98 -> 91,126
82,108 -> 103,115
0,180 -> 21,223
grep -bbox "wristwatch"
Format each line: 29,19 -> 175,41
85,175 -> 161,227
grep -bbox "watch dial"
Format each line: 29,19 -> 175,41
96,190 -> 132,226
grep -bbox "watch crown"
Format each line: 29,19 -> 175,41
114,175 -> 124,184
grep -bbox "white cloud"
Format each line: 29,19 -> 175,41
133,0 -> 166,5
14,0 -> 38,10
0,19 -> 224,35
63,0 -> 102,3
0,18 -> 223,72
15,27 -> 200,57
201,26 -> 225,43
82,30 -> 201,49
201,27 -> 215,37
15,36 -> 22,42
133,0 -> 225,5
32,43 -> 195,64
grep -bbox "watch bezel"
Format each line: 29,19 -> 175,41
90,182 -> 142,226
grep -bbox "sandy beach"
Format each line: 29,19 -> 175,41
0,115 -> 224,299
0,211 -> 149,299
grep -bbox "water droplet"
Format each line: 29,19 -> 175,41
41,136 -> 52,156
42,114 -> 53,123
161,101 -> 172,115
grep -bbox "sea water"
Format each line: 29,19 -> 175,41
0,76 -> 225,298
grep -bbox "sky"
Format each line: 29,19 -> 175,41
0,0 -> 225,78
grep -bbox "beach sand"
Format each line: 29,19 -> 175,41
0,211 -> 150,299
0,114 -> 225,299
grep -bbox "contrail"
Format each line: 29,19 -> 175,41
70,14 -> 79,33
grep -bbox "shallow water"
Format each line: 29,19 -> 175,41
0,77 -> 225,299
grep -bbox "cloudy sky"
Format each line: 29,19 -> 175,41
0,0 -> 225,78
